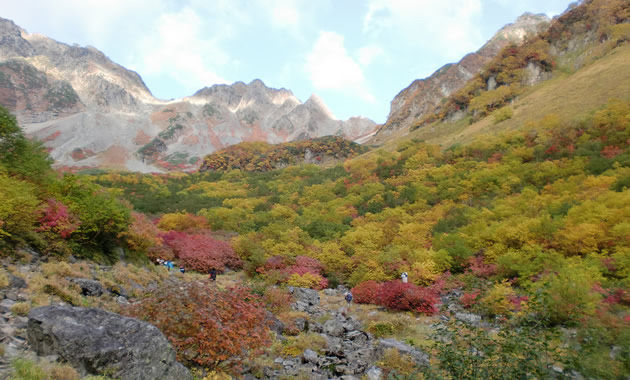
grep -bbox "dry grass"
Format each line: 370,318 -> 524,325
273,332 -> 327,357
11,302 -> 31,316
0,268 -> 9,289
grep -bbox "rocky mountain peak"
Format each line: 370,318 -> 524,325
0,18 -> 376,172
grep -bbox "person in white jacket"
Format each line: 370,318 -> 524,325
401,272 -> 408,283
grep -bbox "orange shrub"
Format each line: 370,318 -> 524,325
125,281 -> 270,368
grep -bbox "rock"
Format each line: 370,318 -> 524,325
69,278 -> 104,297
9,274 -> 27,289
115,296 -> 129,304
455,312 -> 482,325
108,284 -> 129,298
288,287 -> 320,311
27,305 -> 192,380
294,317 -> 308,332
5,290 -> 18,301
303,349 -> 319,364
377,338 -> 429,367
323,289 -> 337,296
0,299 -> 15,313
366,366 -> 383,380
324,318 -> 345,337
266,311 -> 285,335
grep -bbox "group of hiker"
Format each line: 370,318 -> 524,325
154,258 -> 218,281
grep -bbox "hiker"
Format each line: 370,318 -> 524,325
166,261 -> 174,271
345,291 -> 353,306
209,268 -> 217,281
401,272 -> 408,283
179,266 -> 185,274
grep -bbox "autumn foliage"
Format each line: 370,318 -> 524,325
125,281 -> 270,368
159,231 -> 240,273
352,280 -> 439,315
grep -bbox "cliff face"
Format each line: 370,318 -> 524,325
372,13 -> 550,143
0,18 -> 376,172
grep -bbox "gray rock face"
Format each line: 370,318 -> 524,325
69,278 -> 103,297
288,287 -> 320,312
27,305 -> 192,380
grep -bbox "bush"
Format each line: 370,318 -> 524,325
157,212 -> 208,231
351,280 -> 383,304
261,287 -> 293,314
479,281 -> 516,316
377,348 -> 417,377
286,272 -> 328,290
424,322 -> 571,379
378,280 -> 439,315
493,106 -> 514,124
160,231 -> 240,273
125,281 -> 270,369
122,212 -> 162,252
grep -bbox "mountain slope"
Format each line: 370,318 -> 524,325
0,18 -> 376,172
370,13 -> 550,143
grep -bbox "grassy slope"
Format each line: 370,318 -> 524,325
374,43 -> 630,151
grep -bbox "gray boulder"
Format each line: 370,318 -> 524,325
288,287 -> 320,312
377,338 -> 429,367
27,305 -> 191,380
69,278 -> 103,297
323,318 -> 345,337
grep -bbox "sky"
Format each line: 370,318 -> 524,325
2,0 -> 574,123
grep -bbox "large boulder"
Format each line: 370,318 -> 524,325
288,287 -> 320,312
27,305 -> 192,380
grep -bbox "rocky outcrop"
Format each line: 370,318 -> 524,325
258,287 -> 429,379
27,305 -> 192,380
372,13 -> 550,143
0,17 -> 376,172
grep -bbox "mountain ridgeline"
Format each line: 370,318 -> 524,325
0,18 -> 376,172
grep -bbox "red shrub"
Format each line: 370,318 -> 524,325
37,199 -> 79,239
460,290 -> 482,308
378,280 -> 439,315
125,281 -> 270,368
508,294 -> 529,311
352,280 -> 383,304
294,255 -> 323,273
160,231 -> 241,273
467,256 -> 497,278
263,256 -> 289,271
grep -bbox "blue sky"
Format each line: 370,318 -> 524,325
4,0 -> 573,123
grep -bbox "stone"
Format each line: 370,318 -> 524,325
303,349 -> 319,364
69,278 -> 104,297
27,305 -> 191,380
0,299 -> 15,313
323,318 -> 345,337
455,312 -> 482,325
266,311 -> 285,335
294,317 -> 308,332
288,287 -> 320,310
9,274 -> 27,289
366,366 -> 383,380
377,338 -> 429,367
323,289 -> 337,296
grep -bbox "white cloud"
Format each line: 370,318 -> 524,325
357,45 -> 384,66
134,8 -> 228,91
269,0 -> 301,31
363,0 -> 483,59
305,31 -> 374,102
